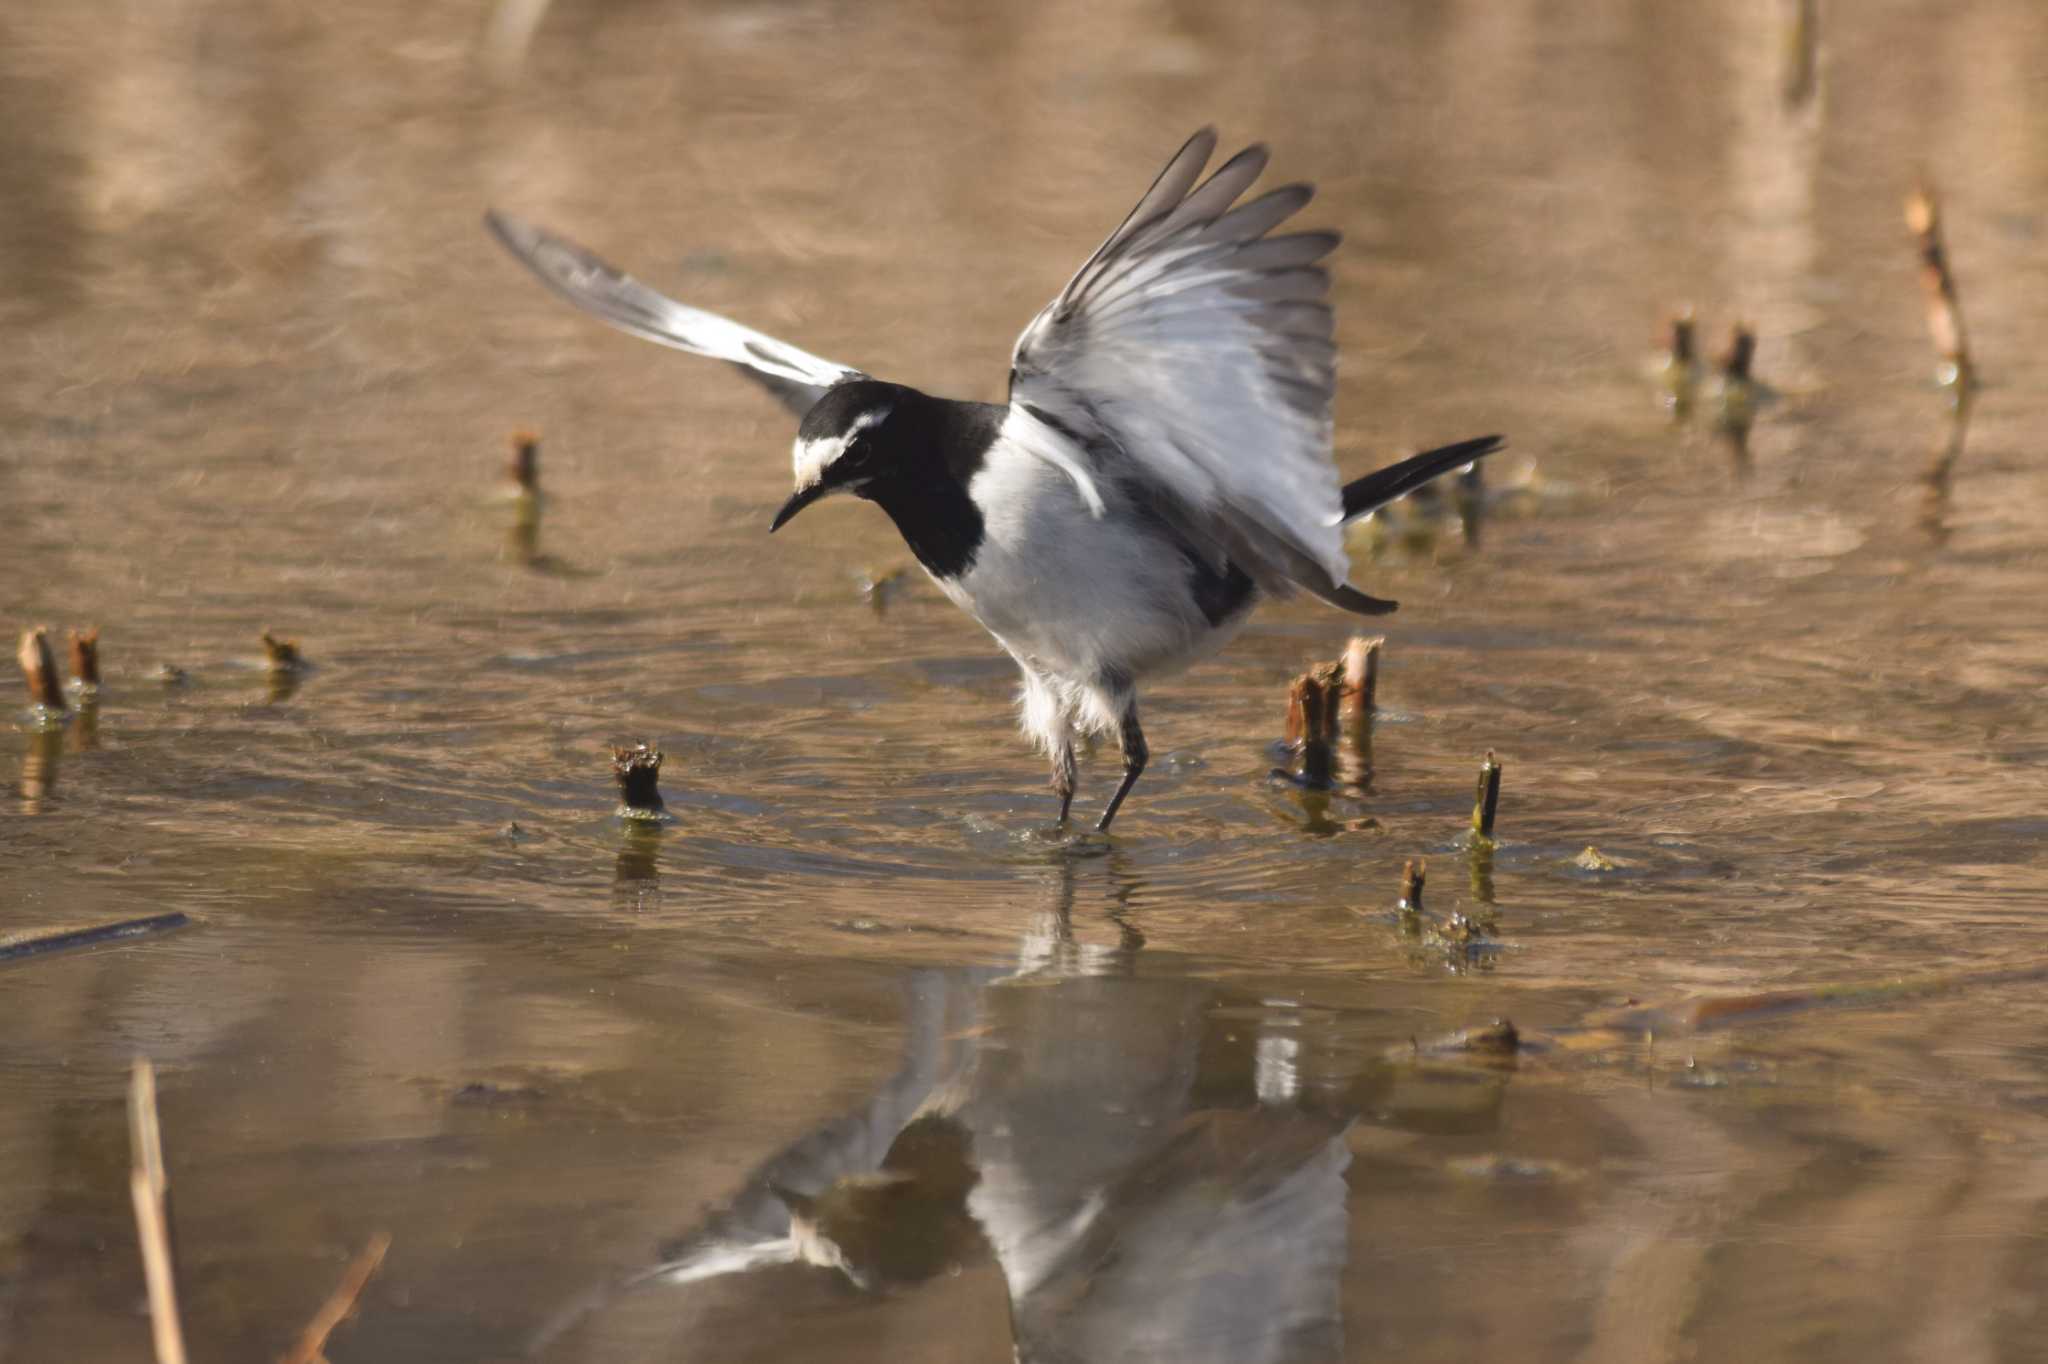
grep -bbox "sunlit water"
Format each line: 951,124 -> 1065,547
5,3 -> 2048,1360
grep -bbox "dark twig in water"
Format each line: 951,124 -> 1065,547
1472,750 -> 1503,842
278,1232 -> 392,1364
67,627 -> 100,689
612,743 -> 666,816
1399,858 -> 1426,913
261,630 -> 306,674
0,912 -> 190,965
19,627 -> 66,712
1906,185 -> 1974,394
127,1058 -> 187,1364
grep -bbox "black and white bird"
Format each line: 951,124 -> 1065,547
487,129 -> 1501,831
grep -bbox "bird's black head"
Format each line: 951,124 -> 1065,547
770,380 -> 915,532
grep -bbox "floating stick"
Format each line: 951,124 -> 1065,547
18,628 -> 65,712
611,743 -> 666,817
128,1059 -> 188,1364
278,1232 -> 392,1364
1906,185 -> 1974,393
67,627 -> 100,690
1472,750 -> 1503,841
0,912 -> 190,965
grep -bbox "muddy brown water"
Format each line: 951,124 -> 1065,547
5,3 -> 2048,1361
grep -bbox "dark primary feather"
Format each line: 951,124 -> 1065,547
1302,435 -> 1506,618
1339,435 -> 1505,520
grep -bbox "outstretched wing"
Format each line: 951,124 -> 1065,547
1007,129 -> 1353,597
485,210 -> 862,417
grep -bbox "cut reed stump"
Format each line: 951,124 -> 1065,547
67,627 -> 100,690
612,743 -> 666,818
1472,750 -> 1503,842
1906,185 -> 1974,394
1660,308 -> 1699,418
507,430 -> 541,498
1341,635 -> 1381,726
1720,324 -> 1756,387
18,627 -> 66,712
1284,664 -> 1342,789
1715,323 -> 1759,464
261,630 -> 306,674
1398,858 -> 1426,913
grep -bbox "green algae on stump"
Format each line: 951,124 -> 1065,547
1572,845 -> 1621,871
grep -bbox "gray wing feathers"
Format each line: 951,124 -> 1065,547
484,210 -> 859,417
1008,130 -> 1354,592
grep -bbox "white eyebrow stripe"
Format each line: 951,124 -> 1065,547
791,403 -> 894,488
792,436 -> 845,488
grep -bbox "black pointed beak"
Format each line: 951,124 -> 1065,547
769,481 -> 831,533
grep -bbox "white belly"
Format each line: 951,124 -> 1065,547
943,422 -> 1249,700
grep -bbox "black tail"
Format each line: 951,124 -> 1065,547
1340,435 -> 1504,521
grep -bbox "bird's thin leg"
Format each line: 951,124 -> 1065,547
1050,739 -> 1078,824
1095,703 -> 1148,832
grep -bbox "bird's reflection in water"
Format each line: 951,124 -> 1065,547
537,855 -> 1512,1362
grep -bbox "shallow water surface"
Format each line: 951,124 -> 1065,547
5,3 -> 2048,1361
